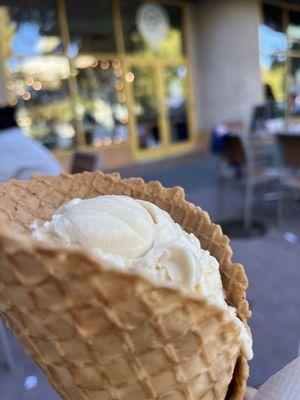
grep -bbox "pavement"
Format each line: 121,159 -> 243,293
0,153 -> 299,398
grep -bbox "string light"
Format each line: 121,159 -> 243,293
103,137 -> 112,145
93,138 -> 102,147
117,93 -> 126,103
115,81 -> 124,91
91,59 -> 98,68
8,98 -> 17,106
33,81 -> 42,91
16,88 -> 25,96
6,81 -> 15,90
125,72 -> 134,83
112,59 -> 121,69
114,68 -> 123,78
100,60 -> 109,70
113,135 -> 122,144
22,92 -> 31,101
25,77 -> 34,86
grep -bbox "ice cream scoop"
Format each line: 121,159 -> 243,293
33,194 -> 253,359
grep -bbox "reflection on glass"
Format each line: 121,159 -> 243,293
1,4 -> 75,150
14,76 -> 75,150
165,65 -> 189,143
260,4 -> 287,59
288,11 -> 300,51
131,66 -> 161,149
76,59 -> 128,147
65,0 -> 116,54
287,58 -> 300,115
3,4 -> 62,57
121,1 -> 184,57
260,4 -> 286,112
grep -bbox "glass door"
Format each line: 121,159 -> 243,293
164,63 -> 190,144
120,1 -> 195,161
125,59 -> 194,160
130,65 -> 163,151
125,60 -> 168,159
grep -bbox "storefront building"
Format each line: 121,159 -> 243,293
0,0 -> 299,169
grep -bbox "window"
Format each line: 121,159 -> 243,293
0,0 -> 192,159
260,3 -> 300,118
1,2 -> 76,150
165,65 -> 189,143
288,11 -> 300,51
65,0 -> 116,54
75,57 -> 128,146
259,4 -> 286,115
131,65 -> 161,149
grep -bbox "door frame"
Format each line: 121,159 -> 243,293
124,56 -> 196,161
56,0 -> 197,161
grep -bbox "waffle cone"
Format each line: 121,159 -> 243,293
0,172 -> 251,400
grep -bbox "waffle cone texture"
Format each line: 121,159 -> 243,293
0,172 -> 251,400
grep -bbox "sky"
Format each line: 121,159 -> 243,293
259,24 -> 287,68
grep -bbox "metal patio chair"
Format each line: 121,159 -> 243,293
218,134 -> 279,233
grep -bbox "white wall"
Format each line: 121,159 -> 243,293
188,0 -> 263,133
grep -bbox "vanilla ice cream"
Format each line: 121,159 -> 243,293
32,195 -> 253,359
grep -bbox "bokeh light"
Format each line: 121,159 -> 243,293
100,60 -> 110,70
103,137 -> 112,145
25,77 -> 34,86
33,81 -> 42,91
112,59 -> 121,69
125,72 -> 134,83
115,81 -> 124,91
22,92 -> 31,101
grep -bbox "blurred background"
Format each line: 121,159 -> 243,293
0,0 -> 300,398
